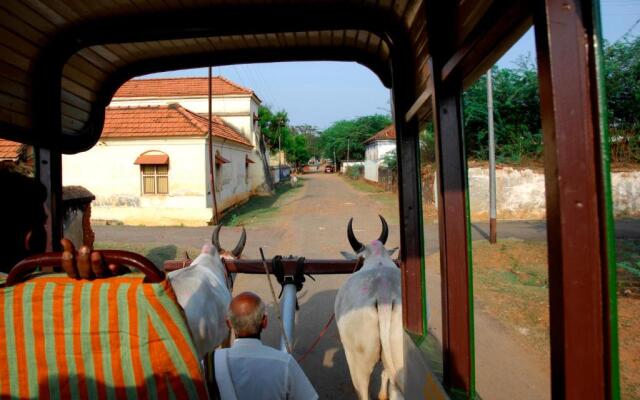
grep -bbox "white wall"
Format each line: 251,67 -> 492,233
63,137 -> 257,226
364,140 -> 396,182
204,140 -> 257,212
365,140 -> 396,162
432,167 -> 640,220
364,160 -> 379,182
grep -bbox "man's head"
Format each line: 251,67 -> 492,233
226,291 -> 267,338
0,169 -> 48,273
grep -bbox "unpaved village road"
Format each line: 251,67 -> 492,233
94,173 -> 554,399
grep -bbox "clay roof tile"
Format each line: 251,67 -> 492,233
102,104 -> 252,147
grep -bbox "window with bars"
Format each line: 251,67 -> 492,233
141,164 -> 169,195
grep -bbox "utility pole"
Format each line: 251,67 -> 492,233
208,66 -> 219,225
347,138 -> 350,163
487,69 -> 497,243
277,119 -> 282,181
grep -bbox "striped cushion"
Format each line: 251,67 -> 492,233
0,273 -> 208,399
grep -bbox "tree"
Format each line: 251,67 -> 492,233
258,106 -> 312,167
292,125 -> 321,160
604,35 -> 640,162
319,114 -> 392,162
462,58 -> 542,162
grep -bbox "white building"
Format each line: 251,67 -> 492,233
363,125 -> 396,182
63,77 -> 268,226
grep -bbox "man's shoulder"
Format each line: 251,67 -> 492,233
231,340 -> 295,364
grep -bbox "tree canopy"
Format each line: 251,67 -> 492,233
460,34 -> 640,163
319,114 -> 392,162
258,105 -> 312,167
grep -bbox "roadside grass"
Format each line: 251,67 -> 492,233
220,179 -> 304,227
94,241 -> 200,269
341,176 -> 400,223
426,238 -> 640,399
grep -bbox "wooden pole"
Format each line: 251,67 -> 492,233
534,0 -> 618,397
208,66 -> 219,225
487,69 -> 497,243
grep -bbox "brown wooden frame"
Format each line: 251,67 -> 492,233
534,0 -> 617,398
1,0 -> 620,398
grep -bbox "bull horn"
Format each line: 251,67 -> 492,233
347,218 -> 364,253
211,224 -> 223,252
378,215 -> 389,245
231,227 -> 247,258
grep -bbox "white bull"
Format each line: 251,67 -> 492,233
335,216 -> 404,400
168,226 -> 246,360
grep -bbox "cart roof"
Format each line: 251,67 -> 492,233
0,0 -> 531,153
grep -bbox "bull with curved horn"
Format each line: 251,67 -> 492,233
212,224 -> 247,260
166,225 -> 247,360
346,214 -> 389,254
335,215 -> 405,399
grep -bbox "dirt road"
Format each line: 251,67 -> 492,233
95,174 -> 552,399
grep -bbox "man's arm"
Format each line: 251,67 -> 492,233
287,357 -> 319,400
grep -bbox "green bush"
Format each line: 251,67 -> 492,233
346,165 -> 361,180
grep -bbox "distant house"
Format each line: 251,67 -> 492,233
63,76 -> 270,226
0,138 -> 32,174
363,125 -> 396,182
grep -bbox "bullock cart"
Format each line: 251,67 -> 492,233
0,0 -> 620,399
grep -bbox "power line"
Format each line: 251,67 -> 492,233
615,17 -> 640,42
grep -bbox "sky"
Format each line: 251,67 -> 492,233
146,1 -> 640,130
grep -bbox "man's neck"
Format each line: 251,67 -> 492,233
236,334 -> 261,340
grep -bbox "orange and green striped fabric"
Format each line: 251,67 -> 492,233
0,273 -> 208,399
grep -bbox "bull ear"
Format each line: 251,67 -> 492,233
387,247 -> 399,258
340,251 -> 357,260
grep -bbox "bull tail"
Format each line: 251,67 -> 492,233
377,298 -> 401,392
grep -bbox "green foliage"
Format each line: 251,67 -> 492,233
292,125 -> 322,160
346,165 -> 362,180
462,36 -> 640,163
258,106 -> 312,167
463,58 -> 542,162
319,114 -> 392,161
420,122 -> 436,163
381,150 -> 397,171
604,35 -> 640,162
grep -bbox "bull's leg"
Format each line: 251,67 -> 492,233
338,311 -> 381,400
378,369 -> 389,400
343,346 -> 377,400
389,383 -> 404,400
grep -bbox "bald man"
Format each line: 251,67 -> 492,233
207,292 -> 318,400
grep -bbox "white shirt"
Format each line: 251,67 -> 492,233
221,338 -> 318,400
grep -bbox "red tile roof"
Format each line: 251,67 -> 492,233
114,76 -> 254,98
363,125 -> 396,144
0,138 -> 22,160
102,104 -> 252,147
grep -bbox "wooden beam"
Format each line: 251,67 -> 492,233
424,0 -> 475,395
534,0 -> 618,398
432,71 -> 474,397
391,46 -> 426,336
404,82 -> 433,123
35,147 -> 63,252
440,0 -> 533,88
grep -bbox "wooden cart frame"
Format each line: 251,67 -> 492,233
0,0 -> 618,398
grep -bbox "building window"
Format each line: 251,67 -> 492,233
141,164 -> 169,194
